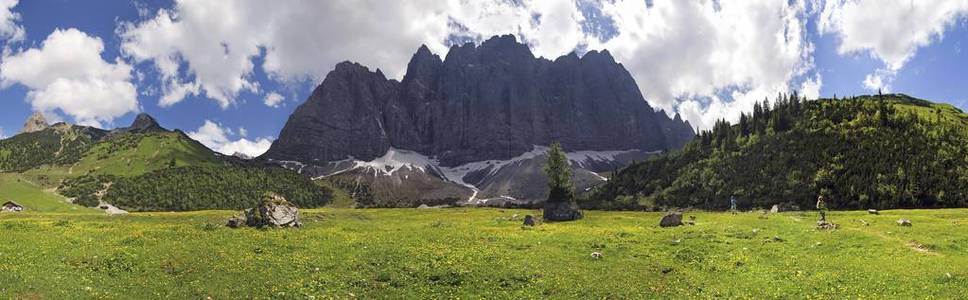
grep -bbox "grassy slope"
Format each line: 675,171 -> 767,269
1,208 -> 965,298
0,173 -> 96,213
16,132 -> 220,191
70,132 -> 220,177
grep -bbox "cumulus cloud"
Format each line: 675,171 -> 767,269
591,0 -> 816,129
0,0 -> 24,41
119,0 -> 453,108
118,0 -> 598,108
120,0 -> 819,130
188,120 -> 273,157
0,28 -> 139,128
819,0 -> 968,91
263,92 -> 284,108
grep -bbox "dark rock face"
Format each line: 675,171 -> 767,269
264,35 -> 693,167
659,212 -> 683,227
128,113 -> 167,133
112,113 -> 168,135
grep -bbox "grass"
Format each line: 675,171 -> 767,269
70,132 -> 220,177
0,173 -> 96,213
1,208 -> 965,298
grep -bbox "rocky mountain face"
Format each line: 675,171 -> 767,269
21,112 -> 49,134
264,35 -> 694,206
125,113 -> 167,133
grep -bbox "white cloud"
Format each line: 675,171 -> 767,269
819,0 -> 968,91
591,0 -> 816,129
238,127 -> 247,137
118,0 -> 596,108
0,126 -> 5,139
0,0 -> 23,42
800,74 -> 823,100
188,120 -> 272,157
120,0 -> 818,130
119,0 -> 453,108
0,28 -> 139,128
862,69 -> 893,92
263,92 -> 284,108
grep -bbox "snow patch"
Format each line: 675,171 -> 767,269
566,149 -> 659,168
354,148 -> 436,176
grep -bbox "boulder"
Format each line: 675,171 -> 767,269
770,205 -> 780,214
543,201 -> 583,222
228,193 -> 302,228
867,209 -> 879,215
523,215 -> 536,226
816,220 -> 839,230
896,219 -> 912,226
659,212 -> 683,228
226,214 -> 245,228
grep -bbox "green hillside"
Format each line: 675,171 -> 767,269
0,173 -> 97,213
0,124 -> 104,172
585,93 -> 968,210
0,116 -> 338,212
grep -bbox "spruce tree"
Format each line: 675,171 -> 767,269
545,142 -> 574,203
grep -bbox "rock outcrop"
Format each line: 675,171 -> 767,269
114,113 -> 168,134
21,112 -> 49,133
227,193 -> 302,228
543,201 -> 583,222
659,212 -> 684,227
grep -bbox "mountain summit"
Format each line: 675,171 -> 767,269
263,35 -> 695,206
21,112 -> 49,134
111,113 -> 168,135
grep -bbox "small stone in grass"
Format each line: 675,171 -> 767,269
590,252 -> 603,259
868,209 -> 879,215
896,219 -> 912,226
661,267 -> 674,274
523,215 -> 536,227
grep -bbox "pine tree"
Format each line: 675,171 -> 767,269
545,142 -> 574,203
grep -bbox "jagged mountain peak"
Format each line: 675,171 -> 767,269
124,113 -> 167,133
21,112 -> 49,134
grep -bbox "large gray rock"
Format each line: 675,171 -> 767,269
228,193 -> 302,228
543,201 -> 583,222
659,212 -> 684,228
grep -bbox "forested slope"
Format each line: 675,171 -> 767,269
585,93 -> 968,210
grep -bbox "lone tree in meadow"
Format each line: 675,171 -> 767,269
543,142 -> 583,221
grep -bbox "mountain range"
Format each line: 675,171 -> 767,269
262,35 -> 694,207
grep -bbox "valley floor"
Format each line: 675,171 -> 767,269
1,208 -> 966,298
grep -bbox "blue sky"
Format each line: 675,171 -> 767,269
0,0 -> 966,156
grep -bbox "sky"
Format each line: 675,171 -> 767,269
0,0 -> 966,157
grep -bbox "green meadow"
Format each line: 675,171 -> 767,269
1,207 -> 966,299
